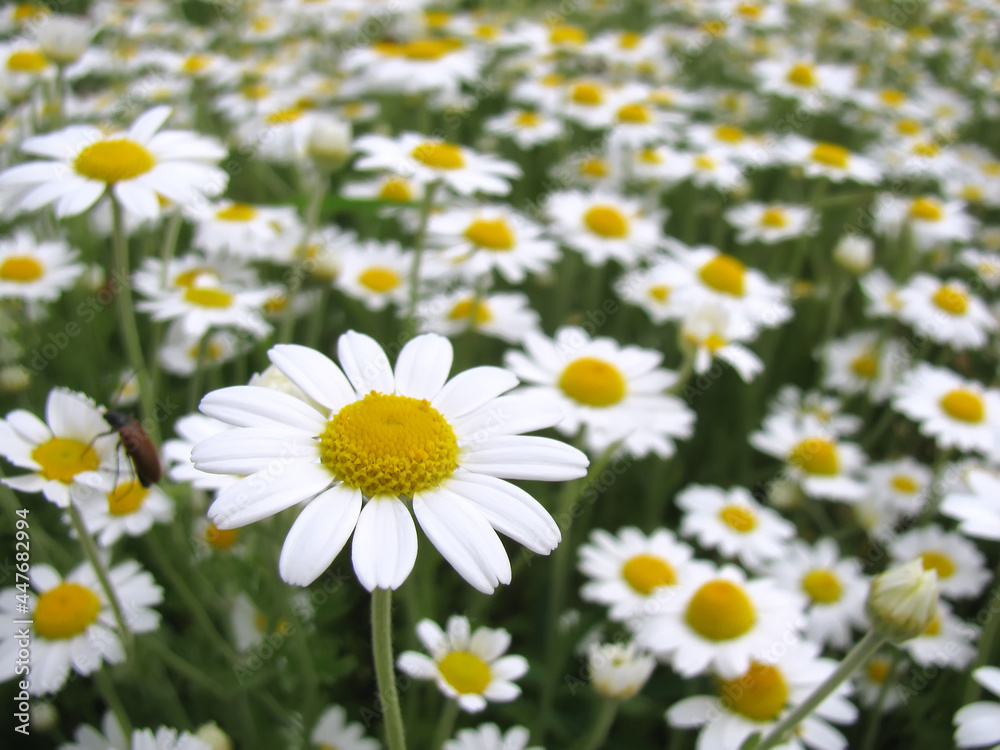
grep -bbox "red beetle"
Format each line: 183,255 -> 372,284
103,410 -> 163,487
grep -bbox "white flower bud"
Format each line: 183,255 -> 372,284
866,559 -> 939,643
587,642 -> 655,699
0,364 -> 31,393
306,115 -> 352,170
195,722 -> 232,750
834,234 -> 874,274
35,15 -> 94,66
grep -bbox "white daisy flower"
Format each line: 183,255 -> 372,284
162,413 -> 238,492
578,526 -> 703,622
189,200 -> 301,260
959,248 -> 1000,289
0,230 -> 84,303
0,388 -> 120,507
0,559 -> 163,695
0,106 -> 228,220
615,260 -> 687,324
855,653 -> 908,714
890,525 -> 991,602
335,240 -> 413,312
676,485 -> 796,571
667,641 -> 857,750
763,538 -> 869,651
724,202 -> 819,245
860,268 -> 904,319
901,601 -> 978,669
417,290 -> 541,344
818,331 -> 905,403
659,148 -> 747,192
782,136 -> 882,183
892,363 -> 1000,454
157,323 -> 246,378
634,563 -> 806,679
954,666 -> 1000,749
764,387 -> 862,439
310,705 -> 379,750
192,331 -> 587,592
755,56 -> 857,105
397,615 -> 528,713
896,274 -> 995,350
484,108 -> 565,149
61,713 -> 211,750
343,38 -> 484,96
444,723 -> 539,750
873,195 -> 978,251
863,457 -> 934,520
941,468 -> 1000,541
504,327 -> 695,458
75,478 -> 174,547
680,303 -> 764,383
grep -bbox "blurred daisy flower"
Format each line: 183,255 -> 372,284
896,274 -> 995,349
75,477 -> 174,547
874,195 -> 977,251
783,136 -> 881,183
724,201 -> 819,245
335,240 -> 414,312
0,230 -> 84,304
189,200 -> 301,260
940,468 -> 1000,541
193,331 -> 586,592
310,705 -> 379,750
889,525 -> 991,602
679,303 -> 764,383
61,712 -> 211,750
484,108 -> 565,149
819,331 -> 905,403
901,601 -> 978,669
954,667 -> 1000,749
397,615 -> 528,713
586,640 -> 655,699
417,290 -> 541,344
444,723 -> 539,750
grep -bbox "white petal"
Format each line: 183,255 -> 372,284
432,367 -> 518,421
199,386 -> 326,432
113,182 -> 159,220
351,497 -> 417,591
396,651 -> 438,679
129,105 -> 171,143
394,334 -> 453,400
279,485 -> 362,586
46,388 -> 105,442
450,394 -> 565,442
5,409 -> 51,444
55,181 -> 106,218
208,462 -> 333,528
268,344 -> 356,413
192,428 -> 319,476
337,331 -> 394,395
460,436 -> 589,480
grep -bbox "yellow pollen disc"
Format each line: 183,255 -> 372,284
266,106 -> 305,125
909,197 -> 943,221
7,49 -> 48,72
33,582 -> 102,640
923,614 -> 941,636
639,148 -> 663,164
320,392 -> 458,497
715,124 -> 745,143
412,142 -> 465,170
891,475 -> 918,493
559,357 -> 626,407
173,267 -> 214,287
580,158 -> 608,177
476,25 -> 498,40
866,658 -> 891,683
438,651 -> 491,694
622,554 -> 676,595
789,437 -> 838,476
912,141 -> 940,158
879,89 -> 907,106
74,139 -> 155,183
617,104 -> 651,123
786,62 -> 816,87
540,73 -> 563,87
698,254 -> 746,297
649,284 -> 670,302
448,298 -> 491,324
425,11 -> 450,27
932,285 -> 968,315
253,612 -> 268,631
378,177 -> 413,202
896,119 -> 921,135
14,4 -> 44,22
464,218 -> 515,250
359,267 -> 401,293
760,207 -> 788,227
619,32 -> 642,49
719,505 -> 757,533
704,333 -> 727,351
802,569 -> 842,603
962,186 -> 983,202
252,17 -> 273,32
183,286 -> 234,308
685,580 -> 756,641
811,142 -> 850,168
514,111 -> 542,127
216,203 -> 259,222
701,19 -> 727,36
984,162 -> 1000,177
550,25 -> 587,46
0,255 -> 44,282
939,388 -> 984,423
204,522 -> 239,549
694,155 -> 716,171
718,662 -> 788,721
108,480 -> 148,516
182,54 -> 211,73
32,437 -> 99,483
571,83 -> 604,105
241,82 -> 269,99
401,39 -> 461,60
920,551 -> 956,580
850,353 -> 877,379
584,205 -> 629,238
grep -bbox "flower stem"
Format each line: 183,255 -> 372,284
372,588 -> 407,750
430,698 -> 459,750
755,629 -> 885,750
575,697 -> 620,750
859,650 -> 900,750
95,666 -> 133,739
405,182 -> 439,338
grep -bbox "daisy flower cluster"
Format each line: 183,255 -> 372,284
1,0 -> 1000,749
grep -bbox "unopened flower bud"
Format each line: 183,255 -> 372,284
587,641 -> 655,699
195,722 -> 232,750
0,364 -> 31,393
834,234 -> 874,274
866,559 -> 939,643
306,115 -> 352,170
36,15 -> 94,66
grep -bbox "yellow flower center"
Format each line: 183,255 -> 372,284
923,613 -> 941,636
182,54 -> 211,73
320,392 -> 458,498
685,580 -> 756,641
425,11 -> 450,27
14,4 -> 44,22
438,651 -> 491,694
571,82 -> 604,105
639,148 -> 663,164
617,103 -> 651,123
719,505 -> 757,533
715,124 -> 745,143
580,158 -> 608,177
558,357 -> 626,407
550,25 -> 587,46
698,254 -> 746,297
583,205 -> 629,238
694,155 -> 717,171
896,119 -> 922,135
464,218 -> 515,250
34,582 -> 102,640
448,298 -> 491,324
786,62 -> 816,87
962,186 -> 984,203
701,19 -> 727,36
789,437 -> 839,476
622,554 -> 676,595
879,89 -> 907,106
108,480 -> 148,516
619,32 -> 642,49
265,106 -> 306,125
514,111 -> 542,127
920,551 -> 955,580
183,286 -> 234,308
216,203 -> 259,222
910,197 -> 943,222
32,437 -> 99,483
475,25 -> 498,40
891,475 -> 919,493
74,139 -> 155,183
7,49 -> 48,72
932,285 -> 968,315
540,73 -> 563,87
866,658 -> 891,683
204,522 -> 239,549
0,255 -> 44,282
719,662 -> 788,721
912,141 -> 940,158
849,352 -> 877,379
358,267 -> 401,293
939,388 -> 984,423
378,177 -> 413,202
760,207 -> 788,228
649,284 -> 670,302
401,39 -> 461,60
240,82 -> 270,99
802,569 -> 842,603
412,142 -> 465,170
811,142 -> 850,169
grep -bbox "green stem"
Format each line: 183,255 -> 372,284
430,698 -> 459,750
95,667 -> 133,739
67,503 -> 134,661
859,650 -> 900,750
755,630 -> 885,750
110,197 -> 158,441
278,178 -> 327,343
150,211 -> 184,399
372,588 -> 407,750
405,183 -> 439,338
964,564 -> 1000,703
187,329 -> 212,413
575,697 -> 620,750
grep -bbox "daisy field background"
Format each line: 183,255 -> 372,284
1,0 -> 1000,749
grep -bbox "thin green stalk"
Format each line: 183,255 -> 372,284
575,697 -> 620,750
278,178 -> 327,343
372,588 -> 407,750
110,197 -> 157,441
755,630 -> 885,750
95,667 -> 133,738
859,651 -> 900,750
187,329 -> 212,413
964,563 -> 1000,703
147,638 -> 229,697
405,183 -> 440,338
150,211 -> 184,398
430,698 -> 459,750
67,503 -> 134,661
